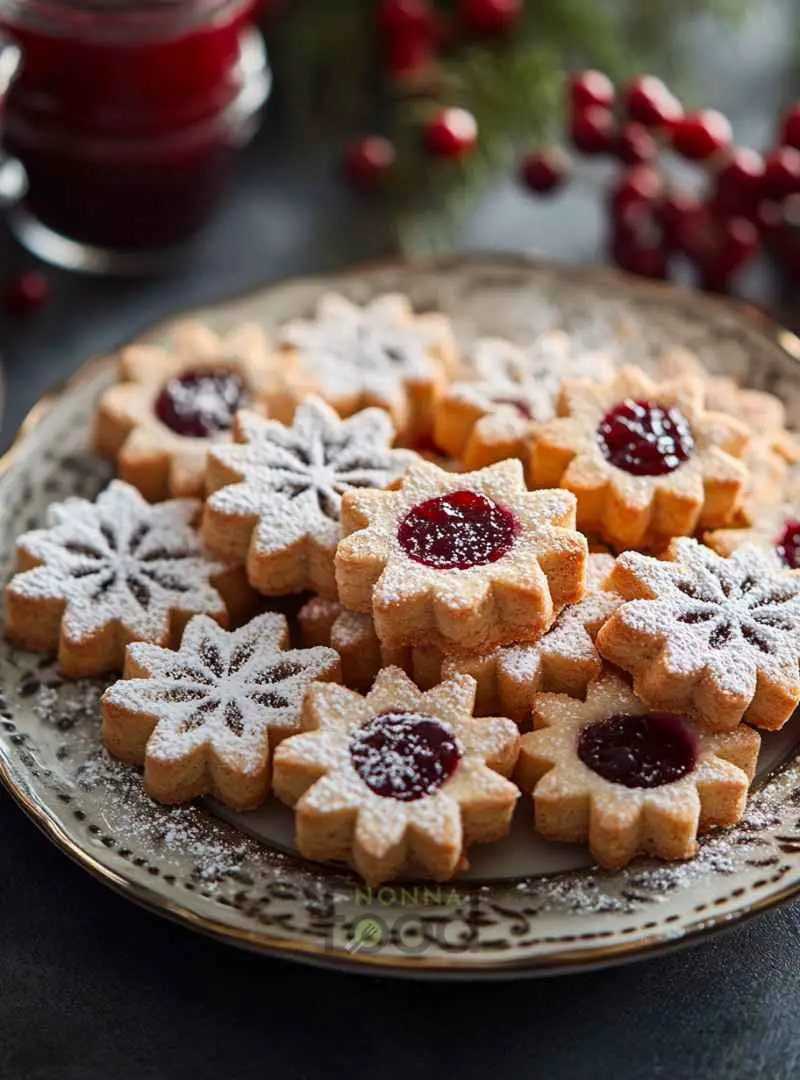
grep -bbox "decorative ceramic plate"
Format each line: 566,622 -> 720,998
3,255 -> 800,979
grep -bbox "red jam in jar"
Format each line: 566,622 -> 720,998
0,0 -> 264,257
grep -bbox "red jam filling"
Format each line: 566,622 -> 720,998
154,368 -> 246,438
776,520 -> 800,570
349,712 -> 462,801
596,399 -> 694,476
577,712 -> 698,789
397,490 -> 518,570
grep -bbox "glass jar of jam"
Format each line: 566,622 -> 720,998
0,0 -> 269,272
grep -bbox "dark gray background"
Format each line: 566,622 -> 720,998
1,3 -> 799,1078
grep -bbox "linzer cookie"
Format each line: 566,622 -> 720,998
102,613 -> 341,810
597,539 -> 800,731
298,596 -> 443,690
272,667 -> 519,885
530,365 -> 750,549
516,672 -> 759,869
273,293 -> 458,443
203,398 -> 416,598
4,481 -> 249,678
93,321 -> 274,501
335,458 -> 588,654
659,345 -> 788,435
442,553 -> 621,722
705,493 -> 800,573
433,332 -> 613,471
659,348 -> 791,508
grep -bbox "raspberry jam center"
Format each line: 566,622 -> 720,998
155,368 -> 247,438
596,399 -> 694,476
398,490 -> 518,570
776,520 -> 800,570
349,712 -> 462,801
577,712 -> 698,788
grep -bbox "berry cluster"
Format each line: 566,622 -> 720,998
521,71 -> 800,293
345,0 -> 522,187
379,0 -> 520,78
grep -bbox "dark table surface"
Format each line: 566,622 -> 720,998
2,4 -> 800,1078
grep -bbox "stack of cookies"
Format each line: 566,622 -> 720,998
4,291 -> 800,886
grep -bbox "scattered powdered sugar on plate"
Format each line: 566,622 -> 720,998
74,746 -> 267,885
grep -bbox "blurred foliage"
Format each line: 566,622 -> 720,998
266,0 -> 747,249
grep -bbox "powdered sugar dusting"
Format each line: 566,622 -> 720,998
104,612 -> 341,764
9,480 -> 227,643
338,459 -> 586,653
74,749 -> 263,884
611,541 -> 800,684
455,331 -> 614,423
279,293 -> 451,409
274,671 -> 518,880
208,398 -> 416,557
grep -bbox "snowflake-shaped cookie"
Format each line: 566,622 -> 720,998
596,538 -> 800,731
101,612 -> 341,810
335,458 -> 588,654
4,481 -> 244,678
273,293 -> 458,443
531,365 -> 750,549
93,321 -> 275,501
297,596 -> 443,690
516,672 -> 760,869
433,332 -> 613,471
442,553 -> 621,722
272,667 -> 519,885
203,397 -> 417,597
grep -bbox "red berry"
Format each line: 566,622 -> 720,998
344,136 -> 396,189
570,105 -> 614,155
610,232 -> 669,279
612,199 -> 662,248
378,0 -> 433,36
424,107 -> 478,158
519,148 -> 570,194
773,198 -> 800,279
656,190 -> 701,246
671,110 -> 732,162
695,219 -> 758,293
609,165 -> 663,219
718,215 -> 760,264
752,198 -> 783,239
385,33 -> 436,76
762,147 -> 800,199
780,103 -> 800,151
569,70 -> 615,110
5,271 -> 49,315
623,75 -> 682,128
615,121 -> 656,165
686,213 -> 759,293
460,0 -> 521,36
673,205 -> 717,259
696,260 -> 734,294
711,148 -> 765,216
